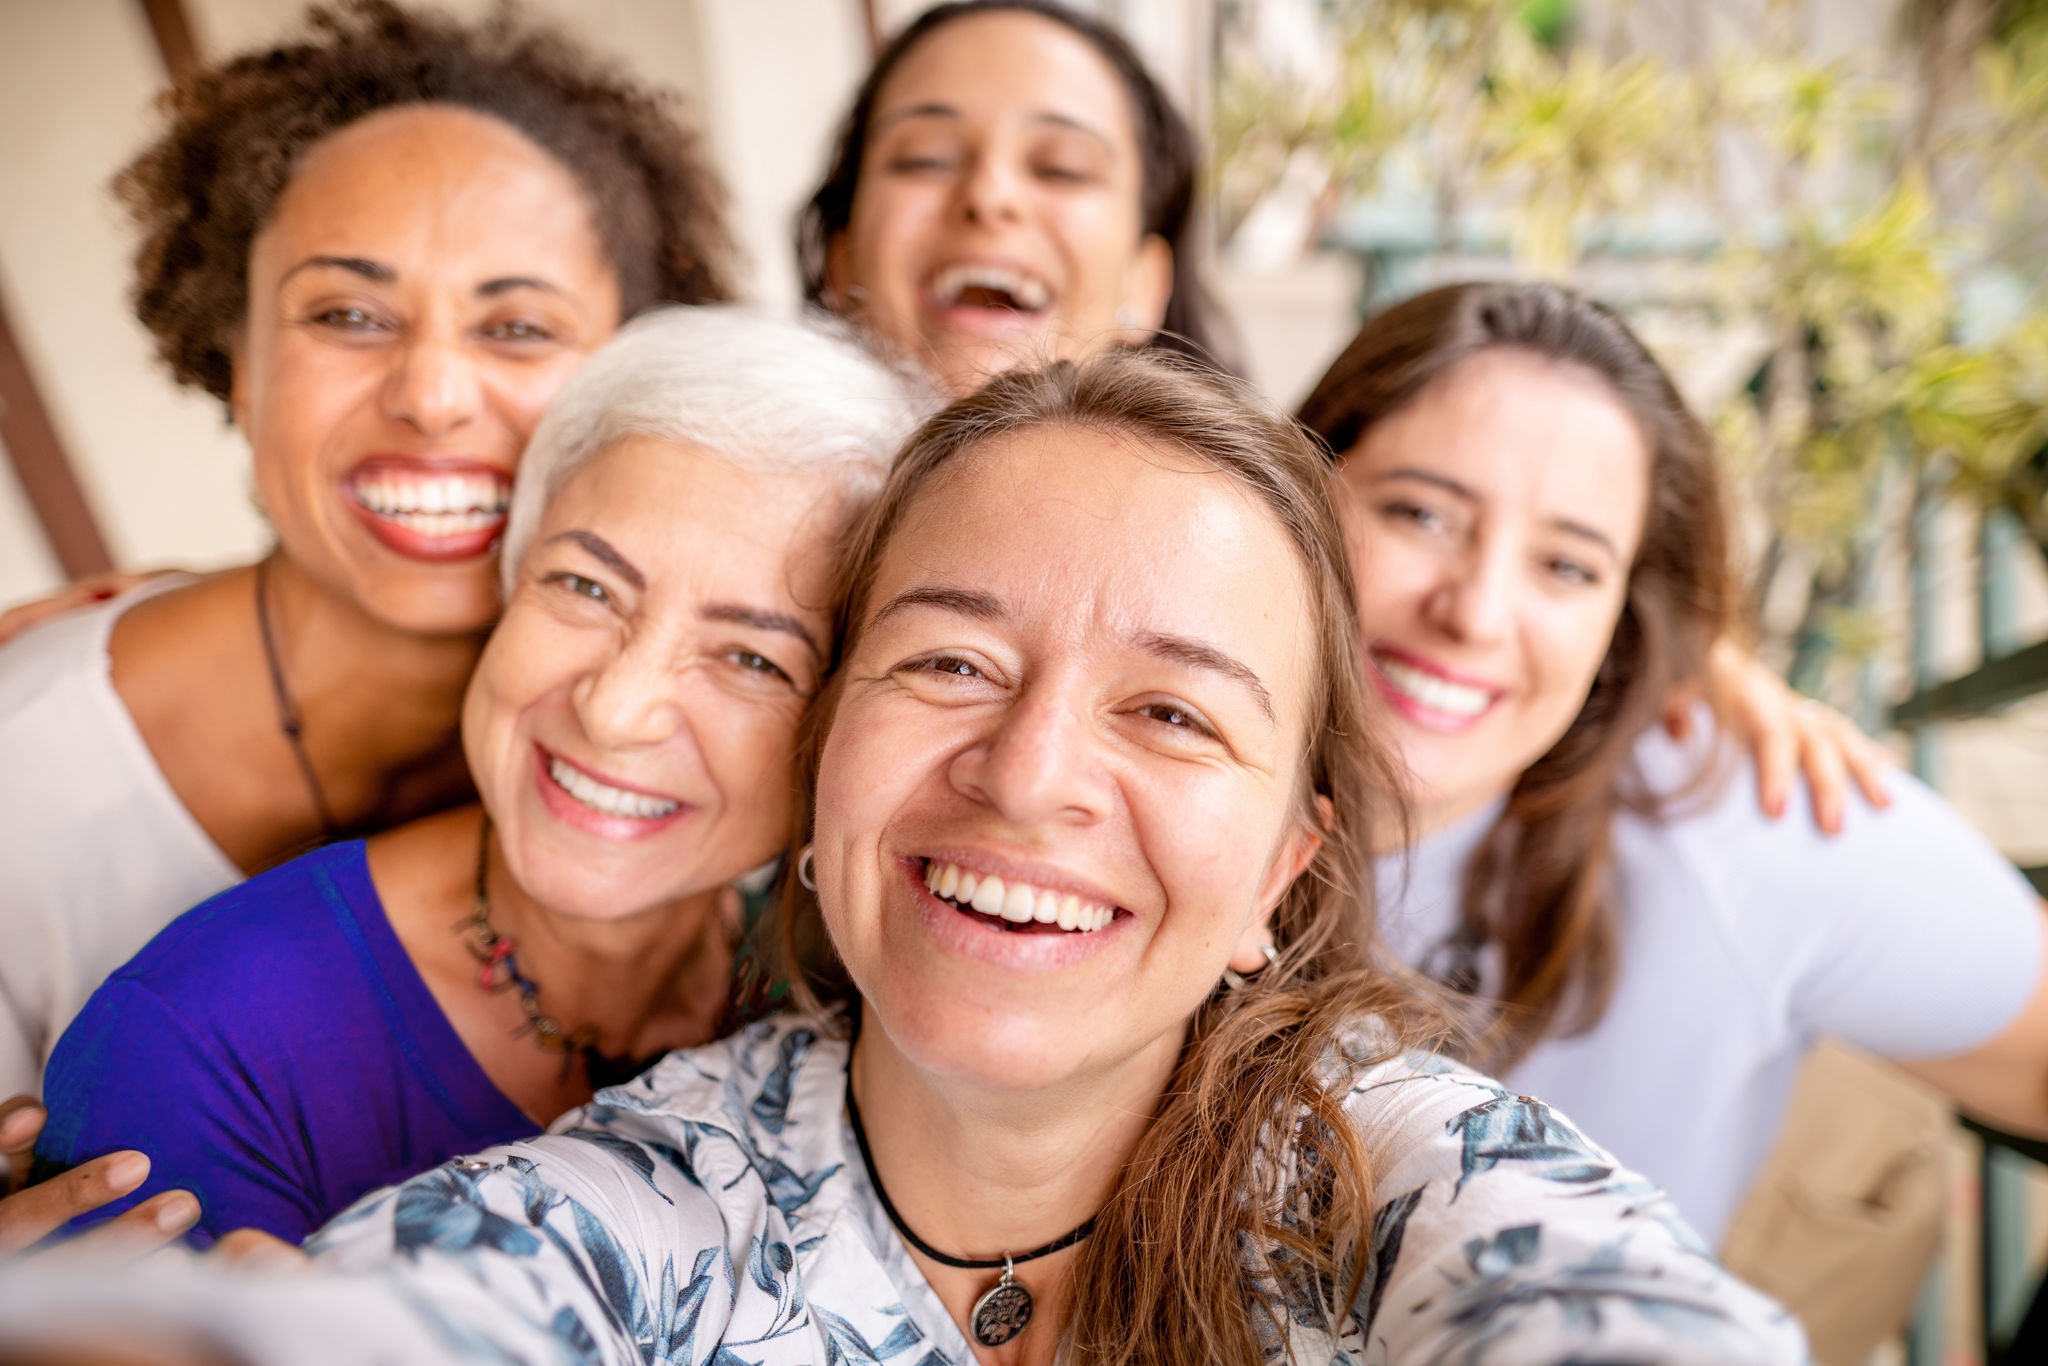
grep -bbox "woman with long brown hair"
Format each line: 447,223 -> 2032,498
0,353 -> 1802,1363
1299,281 -> 2048,1257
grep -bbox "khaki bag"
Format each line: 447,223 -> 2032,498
1719,1039 -> 1949,1366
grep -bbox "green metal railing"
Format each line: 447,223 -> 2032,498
1894,503 -> 2048,1366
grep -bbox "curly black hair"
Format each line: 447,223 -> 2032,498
118,0 -> 735,402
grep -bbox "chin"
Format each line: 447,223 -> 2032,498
351,570 -> 502,637
872,988 -> 1094,1091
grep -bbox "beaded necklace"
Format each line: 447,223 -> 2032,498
466,815 -> 662,1089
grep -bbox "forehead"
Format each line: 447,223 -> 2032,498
1350,349 -> 1652,552
257,104 -> 603,270
880,424 -> 1317,724
541,437 -> 840,601
873,11 -> 1137,146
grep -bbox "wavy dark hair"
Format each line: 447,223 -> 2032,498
1298,281 -> 1734,1071
795,0 -> 1237,374
118,0 -> 734,402
765,350 -> 1449,1364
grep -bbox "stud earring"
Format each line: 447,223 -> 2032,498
796,844 -> 817,891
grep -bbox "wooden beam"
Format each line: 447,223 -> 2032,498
138,0 -> 201,83
0,288 -> 113,578
859,0 -> 884,57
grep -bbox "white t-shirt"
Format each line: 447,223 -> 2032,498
0,578 -> 238,1098
1376,722 -> 2044,1249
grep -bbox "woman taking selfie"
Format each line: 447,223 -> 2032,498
1299,281 -> 2048,1265
0,0 -> 732,1102
0,354 -> 1803,1364
31,309 -> 926,1248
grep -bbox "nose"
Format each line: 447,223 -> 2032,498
958,148 -> 1024,228
1426,538 -> 1517,646
571,634 -> 689,753
381,334 -> 482,440
948,681 -> 1111,828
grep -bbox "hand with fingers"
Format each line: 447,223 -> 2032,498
0,1096 -> 198,1258
1675,638 -> 1895,836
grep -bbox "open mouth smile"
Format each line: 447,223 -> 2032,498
345,457 -> 513,561
920,858 -> 1118,934
926,262 -> 1053,316
1370,648 -> 1502,733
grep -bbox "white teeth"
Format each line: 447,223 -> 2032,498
1377,657 -> 1493,719
921,861 -> 1116,934
547,756 -> 681,821
352,472 -> 511,526
930,262 -> 1052,311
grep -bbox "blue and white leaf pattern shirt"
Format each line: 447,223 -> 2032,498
0,1013 -> 1809,1364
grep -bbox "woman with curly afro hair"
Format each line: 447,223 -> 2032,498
0,0 -> 733,1131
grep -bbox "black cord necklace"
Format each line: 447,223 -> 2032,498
844,1070 -> 1095,1348
254,556 -> 339,840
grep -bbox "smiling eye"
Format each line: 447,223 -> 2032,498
311,307 -> 385,332
919,655 -> 981,678
484,317 -> 554,343
1382,499 -> 1445,531
1136,701 -> 1213,736
544,571 -> 610,604
728,649 -> 792,683
1547,557 -> 1601,587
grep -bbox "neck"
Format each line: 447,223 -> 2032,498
849,1012 -> 1182,1357
262,552 -> 486,770
481,832 -> 733,1058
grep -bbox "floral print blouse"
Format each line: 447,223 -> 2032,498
0,1013 -> 1809,1364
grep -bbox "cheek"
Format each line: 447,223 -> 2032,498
1525,595 -> 1627,713
464,616 -> 588,771
1136,769 -> 1284,931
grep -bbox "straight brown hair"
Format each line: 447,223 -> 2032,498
768,350 -> 1449,1363
1298,281 -> 1734,1071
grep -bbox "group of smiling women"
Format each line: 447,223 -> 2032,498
0,2 -> 2041,1363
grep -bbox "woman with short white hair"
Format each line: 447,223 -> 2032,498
28,308 -> 929,1249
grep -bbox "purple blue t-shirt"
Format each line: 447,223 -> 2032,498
37,841 -> 539,1246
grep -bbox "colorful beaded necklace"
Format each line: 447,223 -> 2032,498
467,815 -> 662,1089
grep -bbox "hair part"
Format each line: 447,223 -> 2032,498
1297,281 -> 1734,1070
499,307 -> 934,596
118,0 -> 735,402
795,0 -> 1239,375
766,350 -> 1448,1365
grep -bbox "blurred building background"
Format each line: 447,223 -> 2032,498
2,0 -> 2045,1360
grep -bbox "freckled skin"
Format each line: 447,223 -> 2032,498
1335,350 -> 1652,832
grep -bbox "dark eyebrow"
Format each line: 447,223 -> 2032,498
873,101 -> 1113,153
279,255 -> 394,286
1134,632 -> 1275,721
870,584 -> 1008,627
701,603 -> 819,657
477,276 -> 564,298
544,530 -> 644,590
1372,467 -> 1623,562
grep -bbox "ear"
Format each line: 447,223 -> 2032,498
1228,796 -> 1329,973
1116,233 -> 1174,345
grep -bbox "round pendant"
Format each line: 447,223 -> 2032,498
970,1276 -> 1033,1347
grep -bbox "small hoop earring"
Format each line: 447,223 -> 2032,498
796,844 -> 817,892
1221,939 -> 1279,992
